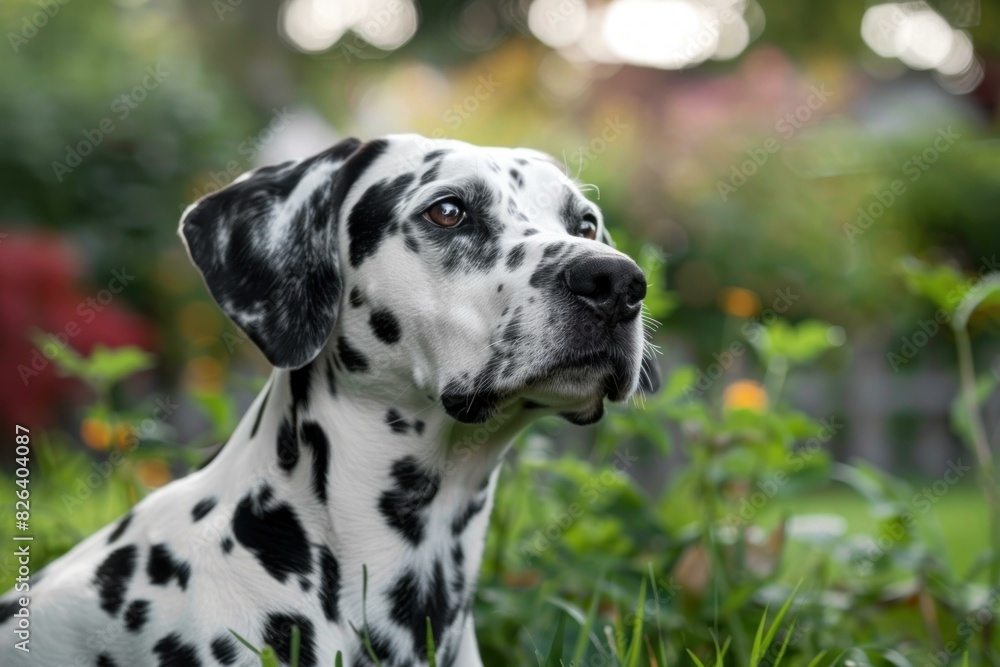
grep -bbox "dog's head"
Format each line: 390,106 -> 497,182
180,134 -> 660,425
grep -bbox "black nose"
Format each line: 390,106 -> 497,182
564,256 -> 646,326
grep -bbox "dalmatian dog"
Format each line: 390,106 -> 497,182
0,134 -> 660,666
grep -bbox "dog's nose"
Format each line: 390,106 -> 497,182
564,256 -> 646,325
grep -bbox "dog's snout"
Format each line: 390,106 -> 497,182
564,256 -> 646,325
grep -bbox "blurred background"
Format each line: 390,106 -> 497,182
3,0 -> 1000,664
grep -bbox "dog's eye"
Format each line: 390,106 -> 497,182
423,198 -> 466,228
579,216 -> 598,241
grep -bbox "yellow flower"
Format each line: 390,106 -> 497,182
723,380 -> 768,412
81,418 -> 112,450
718,287 -> 761,318
135,460 -> 172,489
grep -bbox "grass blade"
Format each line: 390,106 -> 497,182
804,652 -> 828,667
290,624 -> 300,667
545,611 -> 567,667
426,617 -> 438,667
228,629 -> 261,656
687,649 -> 708,667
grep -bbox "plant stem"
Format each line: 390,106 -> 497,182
955,328 -> 1000,591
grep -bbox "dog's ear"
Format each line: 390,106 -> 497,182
179,138 -> 386,369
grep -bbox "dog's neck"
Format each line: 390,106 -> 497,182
204,348 -> 533,652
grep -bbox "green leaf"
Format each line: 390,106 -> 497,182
30,335 -> 155,393
952,273 -> 1000,331
752,319 -> 840,365
896,257 -> 968,314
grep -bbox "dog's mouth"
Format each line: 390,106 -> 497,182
441,345 -> 641,426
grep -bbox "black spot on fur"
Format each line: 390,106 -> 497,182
523,228 -> 539,236
414,420 -> 425,435
497,284 -> 503,292
338,336 -> 369,373
300,421 -> 331,504
289,364 -> 312,410
124,599 -> 150,632
147,544 -> 191,591
210,635 -> 240,665
262,613 -> 317,667
325,357 -> 337,396
441,381 -> 502,424
543,242 -> 566,258
232,486 -> 313,583
0,599 -> 19,624
509,168 -> 524,188
97,654 -> 117,667
420,162 -> 441,185
369,309 -> 401,344
191,497 -> 217,522
107,512 -> 132,544
318,546 -> 341,622
349,286 -> 364,308
388,561 -> 451,658
423,149 -> 449,163
348,172 -> 415,268
277,417 -> 299,472
451,494 -> 487,536
221,537 -> 234,554
378,457 -> 440,545
251,384 -> 272,438
385,409 -> 409,434
505,243 -> 526,270
93,545 -> 138,615
153,633 -> 201,667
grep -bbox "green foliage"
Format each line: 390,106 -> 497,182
32,337 -> 155,396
